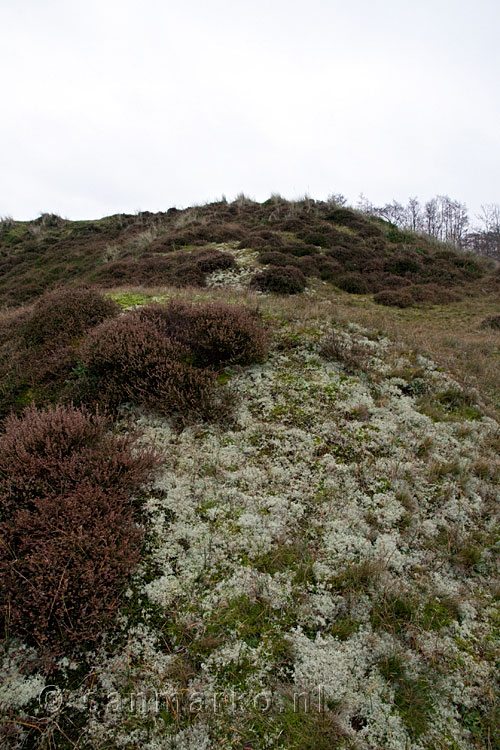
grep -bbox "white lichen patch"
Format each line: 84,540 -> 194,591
205,244 -> 260,289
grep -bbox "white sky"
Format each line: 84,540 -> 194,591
1,0 -> 499,220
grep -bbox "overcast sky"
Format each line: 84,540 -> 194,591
1,0 -> 499,220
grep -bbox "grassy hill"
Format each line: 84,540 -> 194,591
0,197 -> 499,749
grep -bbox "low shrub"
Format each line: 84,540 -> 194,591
280,243 -> 320,257
250,265 -> 306,294
1,484 -> 142,650
193,248 -> 237,273
0,405 -> 157,651
335,272 -> 370,295
480,313 -> 500,330
21,287 -> 119,346
238,231 -> 287,250
79,314 -> 222,420
0,404 -> 156,517
94,248 -> 235,288
374,289 -> 415,308
384,252 -> 423,275
258,251 -> 301,267
137,300 -> 269,367
299,255 -> 342,281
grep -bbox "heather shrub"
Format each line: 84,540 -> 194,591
79,314 -> 224,420
335,272 -> 370,294
238,231 -> 287,250
0,405 -> 157,650
374,289 -> 415,308
193,248 -> 237,273
280,242 -> 320,257
369,272 -> 410,292
21,287 -> 119,346
0,484 -> 142,649
258,251 -> 301,267
384,252 -> 423,275
93,248 -> 234,288
168,258 -> 206,287
138,300 -> 269,367
480,313 -> 500,330
250,265 -> 306,294
0,404 -> 157,517
299,255 -> 342,281
325,244 -> 379,271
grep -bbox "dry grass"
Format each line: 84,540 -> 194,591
332,290 -> 500,418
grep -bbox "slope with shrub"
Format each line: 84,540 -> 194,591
1,197 -> 495,308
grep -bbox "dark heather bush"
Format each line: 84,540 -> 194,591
0,405 -> 157,651
335,272 -> 370,295
258,251 -> 301,267
21,287 -> 119,346
383,252 -> 423,275
1,484 -> 142,649
137,300 -> 269,367
193,248 -> 237,273
250,265 -> 307,294
480,314 -> 500,330
93,248 -> 234,288
299,255 -> 342,281
80,313 -> 222,420
0,404 -> 157,518
238,231 -> 287,250
280,243 -> 320,257
368,272 -> 410,292
374,288 -> 416,308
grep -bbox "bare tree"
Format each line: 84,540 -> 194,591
424,198 -> 442,238
407,197 -> 422,232
465,203 -> 500,258
477,203 -> 500,234
437,195 -> 469,246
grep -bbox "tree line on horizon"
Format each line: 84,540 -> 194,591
329,192 -> 500,258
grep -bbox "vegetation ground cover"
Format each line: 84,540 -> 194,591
0,197 -> 499,749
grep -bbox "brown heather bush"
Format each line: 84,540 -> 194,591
280,242 -> 320,257
250,265 -> 307,294
299,254 -> 343,281
93,248 -> 236,288
238,230 -> 287,250
335,272 -> 370,295
480,313 -> 500,330
258,251 -> 301,267
21,287 -> 119,346
0,404 -> 157,517
0,289 -> 119,418
137,300 -> 269,368
374,289 -> 415,308
193,248 -> 237,273
258,250 -> 344,282
1,484 -> 142,649
0,405 -> 157,651
79,314 -> 225,421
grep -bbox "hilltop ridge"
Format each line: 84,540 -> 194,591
1,196 -> 497,308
